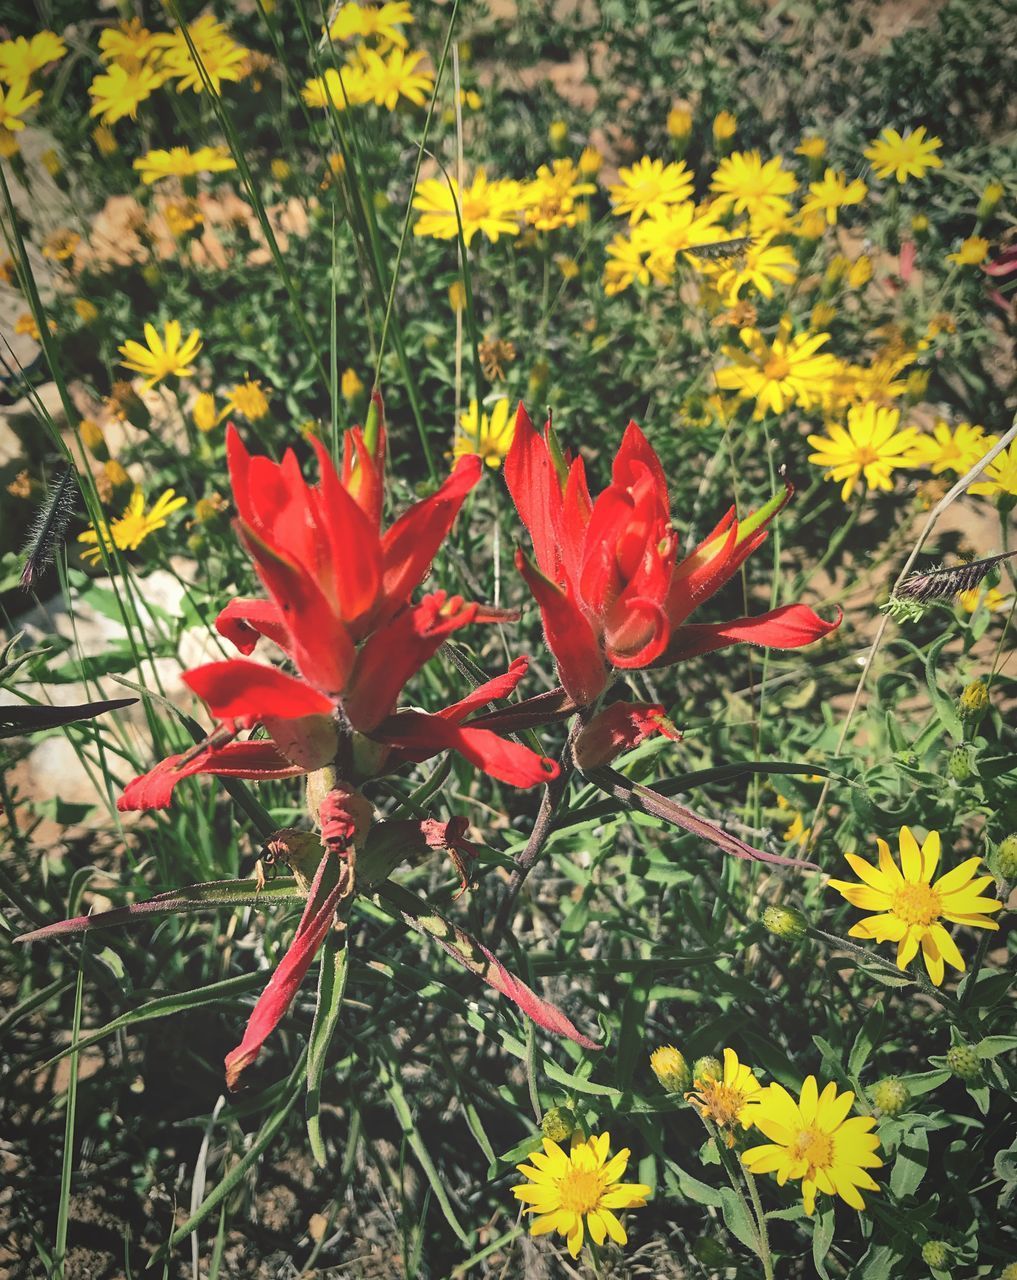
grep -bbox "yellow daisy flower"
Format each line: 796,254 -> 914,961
716,322 -> 838,419
800,168 -> 868,226
328,1 -> 414,47
807,402 -> 919,500
742,1077 -> 883,1215
455,397 -> 514,468
511,1132 -> 651,1259
959,585 -> 1011,614
712,110 -> 737,142
947,236 -> 990,266
707,233 -> 797,303
969,440 -> 1017,499
225,377 -> 271,421
154,15 -> 248,96
523,158 -> 596,231
79,488 -> 188,563
341,367 -> 365,401
118,320 -> 202,389
864,126 -> 943,183
603,223 -> 663,295
909,420 -> 998,477
795,136 -> 826,162
88,61 -> 165,123
301,65 -> 369,110
133,145 -> 236,184
355,45 -> 433,109
97,19 -> 161,67
710,151 -> 797,221
413,169 -> 525,246
0,79 -> 42,132
828,827 -> 1004,985
608,156 -> 694,224
0,31 -> 67,83
687,1048 -> 764,1141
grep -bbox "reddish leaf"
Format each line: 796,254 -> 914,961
378,710 -> 559,788
515,549 -> 606,705
654,604 -> 841,666
118,739 -> 305,811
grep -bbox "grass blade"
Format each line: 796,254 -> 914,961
306,926 -> 350,1166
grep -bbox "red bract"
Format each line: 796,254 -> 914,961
119,399 -> 556,810
504,404 -> 839,704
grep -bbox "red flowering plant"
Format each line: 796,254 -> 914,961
17,395 -> 838,1146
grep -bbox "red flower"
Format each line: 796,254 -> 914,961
120,400 -> 556,810
504,404 -> 839,704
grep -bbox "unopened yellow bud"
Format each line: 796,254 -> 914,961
193,391 -> 219,433
448,280 -> 466,312
41,148 -> 62,177
667,106 -> 693,141
92,125 -> 118,156
650,1045 -> 691,1093
978,181 -> 1004,219
541,1106 -> 577,1142
761,904 -> 808,939
341,367 -> 364,402
692,1055 -> 722,1086
79,417 -> 107,459
271,158 -> 291,182
958,679 -> 989,723
712,110 -> 737,145
578,146 -> 602,177
548,119 -> 568,151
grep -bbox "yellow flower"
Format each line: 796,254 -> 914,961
92,124 -> 117,156
707,233 -> 797,303
712,110 -> 737,141
716,322 -> 838,419
162,199 -> 203,237
341,367 -> 365,401
523,158 -> 596,231
41,229 -> 80,262
909,420 -> 998,477
455,397 -> 514,468
448,280 -> 466,311
0,79 -> 42,132
578,145 -> 602,177
604,225 -> 661,295
959,585 -> 1011,614
74,298 -> 99,325
97,19 -> 161,68
0,31 -> 67,83
608,156 -> 694,223
226,377 -> 270,421
79,488 -> 188,563
301,65 -> 369,110
688,1048 -> 764,1139
795,136 -> 826,162
911,213 -> 929,234
801,168 -> 867,226
864,126 -> 943,183
649,1045 -> 691,1092
947,235 -> 990,266
413,169 -> 524,246
548,119 -> 568,149
133,145 -> 236,184
328,2 -> 414,47
644,201 -> 724,277
511,1132 -> 651,1259
742,1077 -> 883,1216
119,320 -> 202,389
978,181 -> 1004,218
847,255 -> 872,288
710,151 -> 797,221
355,45 -> 433,110
807,402 -> 918,500
556,254 -> 580,279
154,15 -> 248,95
88,61 -> 165,123
828,827 -> 1003,985
192,391 -> 220,432
970,440 -> 1017,499
667,105 -> 693,140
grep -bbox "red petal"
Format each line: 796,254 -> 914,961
343,593 -> 478,732
341,392 -> 387,527
311,435 -> 382,629
603,596 -> 670,668
224,850 -> 348,1089
118,740 -> 305,811
437,656 -> 530,723
216,598 -> 293,657
516,549 -> 607,705
504,402 -> 563,578
378,710 -> 559,788
184,660 -> 334,726
655,604 -> 841,665
379,455 -> 482,617
611,420 -> 669,503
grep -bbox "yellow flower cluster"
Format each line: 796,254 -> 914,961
303,3 -> 433,114
0,31 -> 65,151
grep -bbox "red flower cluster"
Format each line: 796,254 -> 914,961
504,405 -> 838,708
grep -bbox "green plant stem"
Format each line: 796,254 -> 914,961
704,1117 -> 774,1280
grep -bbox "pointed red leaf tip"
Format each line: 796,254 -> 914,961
477,942 -> 600,1050
504,402 -> 563,578
183,659 -> 334,727
378,710 -> 559,788
215,597 -> 293,657
654,603 -> 842,666
118,740 -> 305,811
572,701 -> 681,769
224,851 -> 349,1090
515,549 -> 607,705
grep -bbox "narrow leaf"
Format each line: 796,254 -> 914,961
306,928 -> 350,1166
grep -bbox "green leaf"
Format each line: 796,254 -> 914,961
993,1142 -> 1017,1184
848,1003 -> 885,1078
889,1126 -> 928,1197
975,1035 -> 1017,1060
306,928 -> 350,1167
718,1187 -> 758,1252
924,634 -> 964,741
812,1205 -> 836,1280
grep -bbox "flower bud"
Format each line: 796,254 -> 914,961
869,1076 -> 910,1117
541,1106 -> 577,1143
921,1241 -> 949,1268
692,1055 -> 722,1086
650,1045 -> 691,1093
995,834 -> 1017,880
271,158 -> 291,182
762,904 -> 808,940
41,148 -> 61,178
341,366 -> 364,403
667,105 -> 693,154
74,298 -> 98,325
958,679 -> 989,723
192,391 -> 219,433
712,111 -> 737,152
947,745 -> 974,783
579,145 -> 602,177
1000,1264 -> 1017,1280
548,119 -> 568,152
79,417 -> 107,459
978,180 -> 1004,219
448,280 -> 466,312
911,212 -> 929,236
945,1042 -> 981,1082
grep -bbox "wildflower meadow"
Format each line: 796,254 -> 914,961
2,1 -> 1017,1276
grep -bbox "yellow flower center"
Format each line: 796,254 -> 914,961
891,881 -> 941,926
763,354 -> 791,380
788,1126 -> 833,1173
557,1168 -> 603,1216
853,444 -> 880,466
461,193 -> 490,223
698,1082 -> 749,1128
